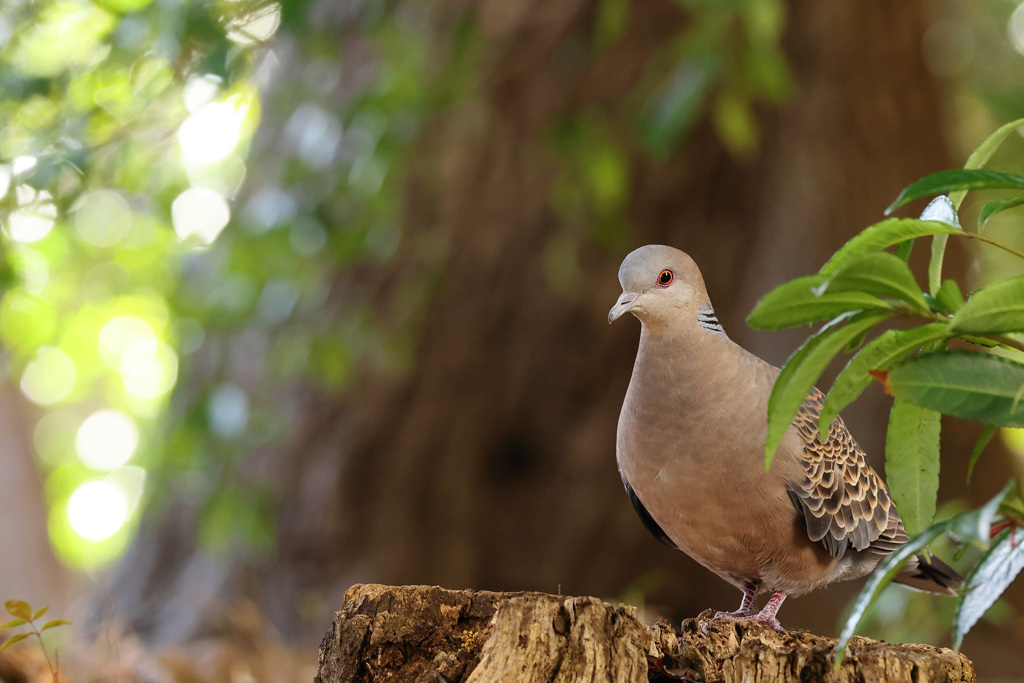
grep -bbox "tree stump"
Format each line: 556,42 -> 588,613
315,585 -> 975,682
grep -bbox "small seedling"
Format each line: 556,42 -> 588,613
1,599 -> 71,682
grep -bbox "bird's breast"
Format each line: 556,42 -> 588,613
615,341 -> 821,586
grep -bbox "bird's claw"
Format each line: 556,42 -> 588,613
697,609 -> 785,634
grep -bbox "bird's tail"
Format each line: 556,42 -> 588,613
893,552 -> 962,596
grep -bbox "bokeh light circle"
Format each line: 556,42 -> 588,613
76,409 -> 139,470
67,481 -> 129,541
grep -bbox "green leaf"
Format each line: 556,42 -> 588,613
819,323 -> 949,439
887,350 -> 1024,428
4,601 -> 31,621
952,527 -> 1024,651
835,519 -> 947,666
919,197 -> 962,295
884,400 -> 940,535
948,480 -> 1016,543
962,118 -> 1024,167
979,196 -> 1024,228
967,425 -> 998,484
1001,491 -> 1024,520
765,311 -> 889,467
819,219 -> 961,276
887,169 -> 1024,214
823,252 -> 928,312
929,235 -> 948,297
951,274 -> 1024,335
935,279 -> 964,314
0,633 -> 30,650
747,275 -> 891,331
918,195 -> 961,227
31,606 -> 48,621
836,482 -> 1016,665
897,238 -> 914,262
958,334 -> 1002,349
40,619 -> 71,632
954,117 -> 1024,208
0,618 -> 27,629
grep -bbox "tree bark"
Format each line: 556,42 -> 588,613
316,584 -> 976,683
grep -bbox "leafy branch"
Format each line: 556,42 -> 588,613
745,117 -> 1024,663
1,599 -> 71,682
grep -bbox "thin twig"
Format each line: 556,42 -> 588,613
988,334 -> 1024,354
30,624 -> 57,681
958,231 -> 1024,261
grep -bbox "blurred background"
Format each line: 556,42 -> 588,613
1,0 -> 1024,680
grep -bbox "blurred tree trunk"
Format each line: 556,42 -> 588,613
104,0 -> 955,646
0,386 -> 65,608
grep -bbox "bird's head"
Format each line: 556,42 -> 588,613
607,245 -> 713,329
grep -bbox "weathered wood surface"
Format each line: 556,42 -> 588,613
315,584 -> 976,682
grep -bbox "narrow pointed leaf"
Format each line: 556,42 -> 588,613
1002,492 -> 1024,519
951,274 -> 1024,335
836,482 -> 1016,665
31,606 -> 48,621
953,117 -> 1024,208
897,238 -> 914,262
819,323 -> 949,439
747,275 -> 891,330
0,618 -> 27,629
929,234 -> 948,296
886,170 -> 1024,214
835,521 -> 947,666
887,350 -> 1024,428
885,400 -> 940,535
949,481 -> 1017,543
4,601 -> 30,620
919,196 -> 961,227
952,527 -> 1024,650
765,311 -> 888,467
936,279 -> 964,314
979,196 -> 1024,228
819,219 -> 961,276
824,251 -> 928,311
0,633 -> 30,650
40,619 -> 71,632
967,425 -> 999,483
919,198 -> 960,295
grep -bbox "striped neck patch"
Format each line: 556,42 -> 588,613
697,305 -> 726,335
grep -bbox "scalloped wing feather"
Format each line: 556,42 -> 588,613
787,389 -> 908,559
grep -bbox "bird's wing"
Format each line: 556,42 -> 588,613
621,474 -> 678,549
786,389 -> 909,559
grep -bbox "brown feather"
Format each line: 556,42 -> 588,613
786,388 -> 905,558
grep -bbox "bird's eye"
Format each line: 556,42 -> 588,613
658,269 -> 674,286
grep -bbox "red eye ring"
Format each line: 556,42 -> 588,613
657,269 -> 674,287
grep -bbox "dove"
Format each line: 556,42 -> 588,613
608,245 -> 961,632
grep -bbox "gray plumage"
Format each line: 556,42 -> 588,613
609,245 -> 960,631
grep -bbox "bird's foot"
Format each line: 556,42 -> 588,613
697,580 -> 759,622
700,610 -> 785,634
699,588 -> 787,634
699,607 -> 756,620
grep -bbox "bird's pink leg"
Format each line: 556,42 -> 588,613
703,581 -> 759,620
750,589 -> 786,633
706,586 -> 788,633
724,581 -> 760,618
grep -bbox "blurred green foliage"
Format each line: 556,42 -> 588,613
0,0 -> 797,570
0,0 -> 439,567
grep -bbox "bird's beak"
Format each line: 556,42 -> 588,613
608,291 -> 641,323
